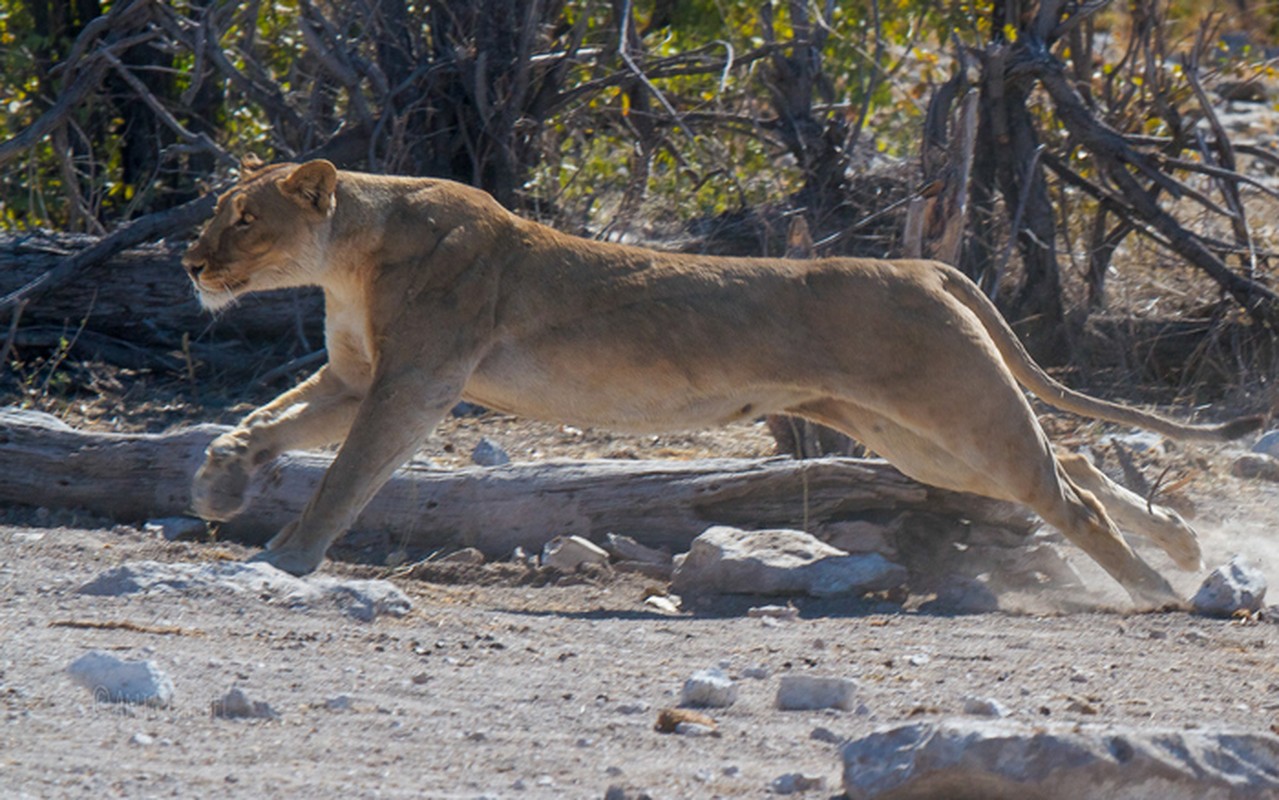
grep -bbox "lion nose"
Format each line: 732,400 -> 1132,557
183,255 -> 206,279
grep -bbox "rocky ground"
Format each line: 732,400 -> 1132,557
3,408 -> 1279,799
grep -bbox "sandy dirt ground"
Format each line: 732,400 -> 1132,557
3,415 -> 1279,799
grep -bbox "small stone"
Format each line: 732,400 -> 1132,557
1193,555 -> 1268,617
961,696 -> 1011,718
130,732 -> 155,746
542,535 -> 611,572
67,651 -> 174,707
143,517 -> 206,542
1252,429 -> 1279,458
811,726 -> 844,744
1232,454 -> 1279,482
776,675 -> 857,711
680,667 -> 737,708
741,665 -> 772,680
438,547 -> 485,565
907,653 -> 931,667
771,773 -> 826,794
324,694 -> 354,712
213,687 -> 280,720
471,437 -> 511,466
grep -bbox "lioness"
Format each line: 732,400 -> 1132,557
183,159 -> 1259,607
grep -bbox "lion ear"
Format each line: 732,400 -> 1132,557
239,154 -> 266,178
280,160 -> 338,216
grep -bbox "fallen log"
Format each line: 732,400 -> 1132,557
0,231 -> 323,347
0,408 -> 1034,557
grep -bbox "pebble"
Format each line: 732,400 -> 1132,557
961,696 -> 1012,718
438,547 -> 485,565
771,773 -> 826,794
130,732 -> 155,746
811,726 -> 844,744
1252,429 -> 1279,458
213,687 -> 280,720
680,667 -> 737,708
324,694 -> 354,712
776,675 -> 857,711
471,437 -> 511,466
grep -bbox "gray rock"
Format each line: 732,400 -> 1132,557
67,651 -> 174,706
841,719 -> 1279,800
143,517 -> 206,541
680,667 -> 737,708
542,535 -> 610,572
961,695 -> 1012,718
213,687 -> 280,720
471,437 -> 511,466
78,560 -> 411,621
1253,429 -> 1279,458
1232,453 -> 1279,482
1193,556 -> 1268,617
776,675 -> 857,711
308,575 -> 413,621
673,722 -> 717,737
603,533 -> 672,565
771,773 -> 826,794
671,526 -> 907,597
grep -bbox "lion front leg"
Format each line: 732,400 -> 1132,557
251,368 -> 464,576
191,365 -> 362,522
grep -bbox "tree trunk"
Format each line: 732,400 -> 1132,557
0,409 -> 1035,558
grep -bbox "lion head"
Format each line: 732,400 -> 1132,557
183,159 -> 339,311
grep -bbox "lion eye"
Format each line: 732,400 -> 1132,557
236,212 -> 256,228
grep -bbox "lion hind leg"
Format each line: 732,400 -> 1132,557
1056,452 -> 1203,572
790,398 -> 1181,608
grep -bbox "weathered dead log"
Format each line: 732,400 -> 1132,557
0,408 -> 1034,557
0,231 -> 323,350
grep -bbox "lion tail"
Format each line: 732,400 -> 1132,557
939,267 -> 1262,442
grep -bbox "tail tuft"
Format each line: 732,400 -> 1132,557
1213,415 -> 1265,441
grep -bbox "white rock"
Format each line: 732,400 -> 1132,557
776,675 -> 857,711
471,437 -> 511,466
143,517 -> 206,542
961,695 -> 1012,717
1193,555 -> 1268,617
841,719 -> 1279,800
213,687 -> 280,720
67,651 -> 174,706
542,535 -> 610,572
78,560 -> 410,621
680,668 -> 737,708
603,533 -> 672,565
1253,429 -> 1279,458
771,773 -> 826,794
671,526 -> 907,597
130,732 -> 155,746
747,604 -> 799,621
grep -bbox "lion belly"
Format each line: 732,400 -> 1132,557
463,344 -> 812,433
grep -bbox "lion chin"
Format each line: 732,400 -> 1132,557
181,157 -> 1259,606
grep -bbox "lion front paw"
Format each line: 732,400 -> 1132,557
191,436 -> 253,521
249,524 -> 326,576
